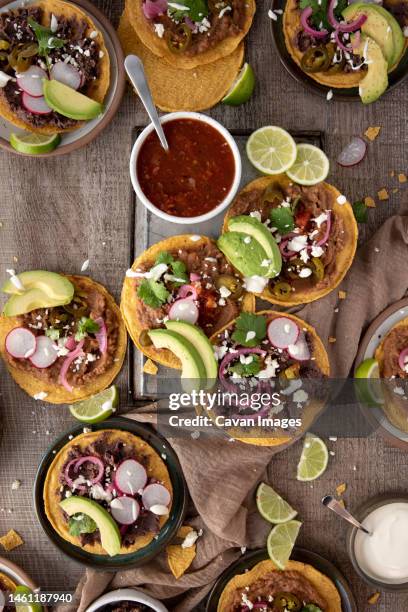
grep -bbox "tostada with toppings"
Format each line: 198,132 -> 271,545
217,558 -> 341,611
0,0 -> 110,134
121,235 -> 254,369
218,174 -> 357,306
127,0 -> 256,69
43,429 -> 173,556
374,317 -> 408,432
283,0 -> 406,103
0,270 -> 126,404
209,311 -> 330,446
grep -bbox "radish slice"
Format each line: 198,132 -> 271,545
22,92 -> 52,115
398,348 -> 408,371
267,317 -> 299,349
16,65 -> 48,97
169,298 -> 199,324
114,459 -> 147,495
142,483 -> 171,510
29,335 -> 58,368
149,504 -> 169,516
288,333 -> 311,361
5,327 -> 37,359
337,137 -> 367,167
110,496 -> 140,525
50,62 -> 81,90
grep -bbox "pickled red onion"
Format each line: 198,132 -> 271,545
316,211 -> 332,247
59,340 -> 84,392
398,348 -> 408,371
94,317 -> 107,354
300,7 -> 329,38
142,0 -> 167,19
177,284 -> 198,300
328,0 -> 367,32
74,456 -> 104,484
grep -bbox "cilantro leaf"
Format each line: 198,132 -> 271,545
270,207 -> 295,234
352,200 -> 368,224
229,354 -> 262,377
138,279 -> 170,309
299,0 -> 347,29
232,313 -> 267,348
155,251 -> 174,265
28,18 -> 66,57
68,513 -> 97,537
75,317 -> 100,341
154,252 -> 188,287
168,0 -> 209,22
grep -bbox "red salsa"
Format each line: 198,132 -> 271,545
137,119 -> 236,218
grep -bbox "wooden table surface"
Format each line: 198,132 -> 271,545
0,1 -> 407,610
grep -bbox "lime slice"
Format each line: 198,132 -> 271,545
222,62 -> 255,106
69,385 -> 118,423
256,482 -> 298,524
297,434 -> 329,482
286,143 -> 330,185
10,132 -> 61,155
267,520 -> 302,570
13,586 -> 42,612
246,126 -> 297,175
355,358 -> 384,406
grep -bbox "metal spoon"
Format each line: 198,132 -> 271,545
124,54 -> 169,152
322,495 -> 371,535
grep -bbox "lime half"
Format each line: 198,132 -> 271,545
256,482 -> 297,524
297,434 -> 329,482
355,358 -> 384,406
267,520 -> 302,570
222,62 -> 255,106
246,126 -> 297,175
13,586 -> 42,612
10,132 -> 61,155
69,385 -> 118,423
286,143 -> 330,185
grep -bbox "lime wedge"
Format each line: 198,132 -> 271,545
256,482 -> 298,524
222,62 -> 255,106
246,126 -> 297,175
267,520 -> 302,570
13,586 -> 43,612
355,358 -> 384,406
297,434 -> 329,482
286,143 -> 330,185
69,385 -> 118,423
10,132 -> 61,155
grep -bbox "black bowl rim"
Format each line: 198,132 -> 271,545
33,416 -> 188,570
270,0 -> 408,102
205,546 -> 357,611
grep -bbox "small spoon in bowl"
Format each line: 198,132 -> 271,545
322,495 -> 371,535
124,54 -> 169,152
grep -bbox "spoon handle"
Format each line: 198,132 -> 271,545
322,495 -> 371,535
124,55 -> 169,152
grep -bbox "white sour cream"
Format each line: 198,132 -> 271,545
354,502 -> 408,584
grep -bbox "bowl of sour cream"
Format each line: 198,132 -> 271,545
347,495 -> 408,591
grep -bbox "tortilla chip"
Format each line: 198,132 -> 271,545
364,196 -> 376,208
0,529 -> 24,551
0,275 -> 127,404
329,336 -> 337,344
143,358 -> 158,375
222,175 -> 358,307
0,0 -> 110,134
44,430 -> 172,556
126,0 -> 255,70
398,173 -> 407,184
336,482 -> 347,496
217,559 -> 342,612
368,592 -> 381,605
166,525 -> 197,579
118,8 -> 244,112
364,127 -> 381,141
338,290 -> 347,299
378,188 -> 389,201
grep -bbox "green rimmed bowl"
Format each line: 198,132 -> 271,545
33,416 -> 187,569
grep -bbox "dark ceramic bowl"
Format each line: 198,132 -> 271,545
270,0 -> 408,101
34,416 -> 187,569
205,547 -> 357,611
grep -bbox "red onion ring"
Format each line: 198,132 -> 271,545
94,317 -> 107,355
190,272 -> 201,282
219,348 -> 266,390
315,211 -> 332,247
64,336 -> 77,351
328,0 -> 367,32
142,0 -> 167,19
74,456 -> 104,484
301,7 -> 329,38
279,239 -> 297,260
177,284 -> 198,300
398,348 -> 408,371
59,340 -> 84,392
334,30 -> 352,53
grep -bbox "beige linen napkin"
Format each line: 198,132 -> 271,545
61,214 -> 408,612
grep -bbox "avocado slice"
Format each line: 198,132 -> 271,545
60,496 -> 121,557
43,80 -> 104,121
217,232 -> 270,278
354,34 -> 388,104
370,5 -> 405,67
342,3 -> 395,67
165,321 -> 218,387
2,270 -> 74,300
3,288 -> 74,316
227,216 -> 282,278
148,329 -> 206,383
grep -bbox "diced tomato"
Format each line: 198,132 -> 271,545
295,208 -> 312,231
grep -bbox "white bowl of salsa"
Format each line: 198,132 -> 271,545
130,111 -> 242,225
